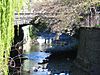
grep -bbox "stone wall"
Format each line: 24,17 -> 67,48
77,27 -> 100,75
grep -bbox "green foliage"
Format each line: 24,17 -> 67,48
29,26 -> 38,39
0,0 -> 25,75
30,16 -> 48,32
96,24 -> 100,27
29,16 -> 48,37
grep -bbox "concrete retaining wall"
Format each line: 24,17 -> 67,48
77,27 -> 100,75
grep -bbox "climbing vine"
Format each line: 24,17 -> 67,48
0,0 -> 25,75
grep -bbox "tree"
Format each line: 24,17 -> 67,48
0,0 -> 26,74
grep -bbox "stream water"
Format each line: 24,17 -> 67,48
9,26 -> 90,75
18,43 -> 89,75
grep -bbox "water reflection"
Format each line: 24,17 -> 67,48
46,53 -> 73,75
24,52 -> 50,63
21,44 -> 89,75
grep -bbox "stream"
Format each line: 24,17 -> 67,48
19,43 -> 88,75
9,26 -> 90,75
